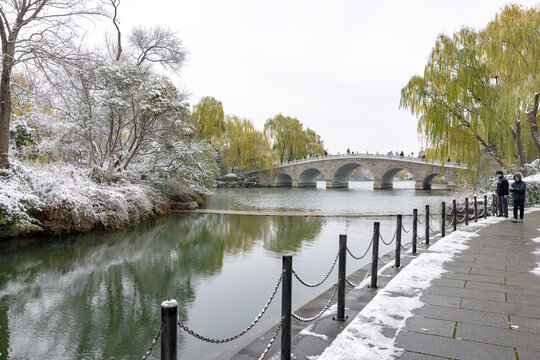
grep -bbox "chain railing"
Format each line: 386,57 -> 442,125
258,323 -> 281,360
147,192 -> 506,360
177,272 -> 283,344
291,287 -> 338,323
379,231 -> 396,246
141,324 -> 164,360
293,251 -> 339,288
347,238 -> 373,260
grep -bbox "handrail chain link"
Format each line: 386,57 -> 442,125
291,287 -> 337,323
293,251 -> 339,288
379,230 -> 397,246
347,238 -> 373,260
141,323 -> 164,360
177,272 -> 283,343
258,323 -> 282,360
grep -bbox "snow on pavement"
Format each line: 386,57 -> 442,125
531,228 -> 540,276
316,218 -> 505,360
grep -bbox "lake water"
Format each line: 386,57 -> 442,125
0,181 -> 449,360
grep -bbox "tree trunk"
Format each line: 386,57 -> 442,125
512,119 -> 527,166
527,93 -> 540,159
527,93 -> 540,160
0,63 -> 12,168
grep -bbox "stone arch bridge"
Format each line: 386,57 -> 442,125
248,154 -> 465,190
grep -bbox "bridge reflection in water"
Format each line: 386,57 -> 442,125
250,153 -> 464,190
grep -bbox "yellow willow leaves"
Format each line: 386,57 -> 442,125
401,4 -> 539,179
221,115 -> 274,173
264,114 -> 324,163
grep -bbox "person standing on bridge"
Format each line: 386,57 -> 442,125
509,173 -> 526,223
495,170 -> 509,218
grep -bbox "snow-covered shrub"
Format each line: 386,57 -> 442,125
0,159 -> 42,231
0,157 -> 169,233
28,162 -> 168,232
125,138 -> 218,202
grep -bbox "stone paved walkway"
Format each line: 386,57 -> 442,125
395,210 -> 540,359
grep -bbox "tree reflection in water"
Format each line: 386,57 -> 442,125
0,213 -> 322,359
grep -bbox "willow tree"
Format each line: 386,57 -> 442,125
220,115 -> 274,172
191,96 -> 226,142
484,5 -> 540,162
400,4 -> 539,175
264,114 -> 324,162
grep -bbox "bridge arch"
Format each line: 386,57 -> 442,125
329,163 -> 374,188
374,165 -> 418,189
274,172 -> 293,187
422,173 -> 448,190
298,168 -> 324,187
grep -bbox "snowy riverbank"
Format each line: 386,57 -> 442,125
0,160 -> 170,238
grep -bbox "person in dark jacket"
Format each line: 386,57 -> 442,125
509,173 -> 526,223
495,170 -> 509,217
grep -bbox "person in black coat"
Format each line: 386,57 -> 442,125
495,170 -> 509,217
509,173 -> 526,223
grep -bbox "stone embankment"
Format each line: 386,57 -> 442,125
215,173 -> 260,188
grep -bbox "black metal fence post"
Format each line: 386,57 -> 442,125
441,202 -> 446,237
484,195 -> 488,219
465,198 -> 469,226
281,255 -> 292,360
161,300 -> 178,360
370,222 -> 380,288
336,235 -> 347,321
474,196 -> 478,222
412,209 -> 417,254
395,215 -> 402,268
425,205 -> 430,245
453,199 -> 457,231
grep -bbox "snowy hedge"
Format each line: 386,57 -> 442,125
0,159 -> 168,233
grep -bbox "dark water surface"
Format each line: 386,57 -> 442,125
0,181 -> 449,359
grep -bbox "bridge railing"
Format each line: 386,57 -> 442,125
276,152 -> 464,168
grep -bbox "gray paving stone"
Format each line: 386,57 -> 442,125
465,280 -> 540,296
414,304 -> 510,329
419,293 -> 461,308
425,285 -> 506,302
430,278 -> 466,288
459,297 -> 540,319
505,292 -> 540,306
404,316 -> 455,337
508,315 -> 540,333
516,348 -> 540,360
396,350 -> 449,359
440,272 -> 505,284
395,331 -> 516,359
456,322 -> 540,352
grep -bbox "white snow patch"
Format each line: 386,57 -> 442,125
161,299 -> 178,308
511,325 -> 519,329
524,173 -> 540,182
307,356 -> 319,360
318,230 -> 481,360
354,262 -> 395,290
531,228 -> 540,276
299,324 -> 329,341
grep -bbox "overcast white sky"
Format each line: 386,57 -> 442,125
112,0 -> 539,154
